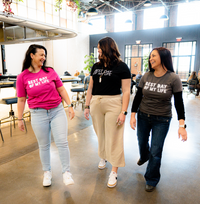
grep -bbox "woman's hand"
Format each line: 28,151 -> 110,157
130,113 -> 136,130
68,107 -> 75,120
18,120 -> 25,132
178,128 -> 187,142
116,113 -> 126,126
84,109 -> 90,120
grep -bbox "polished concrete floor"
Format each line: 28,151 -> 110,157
0,93 -> 200,204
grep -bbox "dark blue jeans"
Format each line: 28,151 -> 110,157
137,111 -> 171,187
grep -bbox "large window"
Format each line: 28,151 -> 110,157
163,41 -> 196,79
143,7 -> 165,29
177,2 -> 200,26
114,12 -> 133,32
8,0 -> 76,29
125,44 -> 152,74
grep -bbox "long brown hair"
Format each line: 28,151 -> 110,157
98,37 -> 121,68
187,71 -> 198,82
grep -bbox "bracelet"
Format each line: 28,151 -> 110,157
85,105 -> 90,109
67,103 -> 74,108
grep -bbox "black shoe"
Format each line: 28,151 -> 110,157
145,185 -> 155,192
137,158 -> 149,166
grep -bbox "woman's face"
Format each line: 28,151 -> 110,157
31,48 -> 46,67
97,44 -> 102,57
149,50 -> 161,70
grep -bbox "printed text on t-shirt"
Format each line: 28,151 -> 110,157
93,69 -> 112,76
28,77 -> 49,88
144,82 -> 167,93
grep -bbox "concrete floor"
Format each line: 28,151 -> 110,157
0,93 -> 200,204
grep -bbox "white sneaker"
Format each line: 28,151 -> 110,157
98,159 -> 107,169
107,171 -> 117,188
63,171 -> 74,186
43,171 -> 52,187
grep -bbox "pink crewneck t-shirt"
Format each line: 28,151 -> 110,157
17,67 -> 63,110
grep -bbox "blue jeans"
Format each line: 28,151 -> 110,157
30,103 -> 70,173
137,111 -> 171,187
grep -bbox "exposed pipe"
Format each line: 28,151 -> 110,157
115,2 -> 130,12
99,0 -> 123,13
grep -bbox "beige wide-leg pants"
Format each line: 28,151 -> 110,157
90,95 -> 125,167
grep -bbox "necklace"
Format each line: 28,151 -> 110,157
99,67 -> 107,83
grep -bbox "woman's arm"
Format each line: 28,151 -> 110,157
57,86 -> 75,120
116,78 -> 131,125
130,87 -> 143,130
84,76 -> 93,120
17,97 -> 26,131
174,91 -> 187,141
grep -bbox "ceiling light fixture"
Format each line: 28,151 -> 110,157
86,8 -> 98,16
144,1 -> 152,7
159,14 -> 169,20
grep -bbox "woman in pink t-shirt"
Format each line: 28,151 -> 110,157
17,44 -> 75,187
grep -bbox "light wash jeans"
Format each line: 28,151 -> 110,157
30,103 -> 70,173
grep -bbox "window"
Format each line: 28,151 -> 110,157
177,2 -> 200,26
163,41 -> 196,79
125,44 -> 152,72
143,7 -> 165,29
114,12 -> 132,32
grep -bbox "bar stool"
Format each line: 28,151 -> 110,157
0,97 -> 27,138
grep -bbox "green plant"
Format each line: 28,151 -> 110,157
83,53 -> 95,73
143,53 -> 150,72
54,0 -> 63,12
54,0 -> 80,12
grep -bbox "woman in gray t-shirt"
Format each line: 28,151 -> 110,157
130,47 -> 187,192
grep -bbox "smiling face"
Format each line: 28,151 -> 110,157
149,50 -> 161,70
31,48 -> 46,67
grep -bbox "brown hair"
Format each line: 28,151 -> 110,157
22,44 -> 48,72
148,47 -> 174,72
98,37 -> 121,68
187,71 -> 198,82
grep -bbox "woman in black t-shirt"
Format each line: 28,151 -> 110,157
84,37 -> 131,188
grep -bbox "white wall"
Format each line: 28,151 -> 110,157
0,33 -> 89,119
4,35 -> 89,76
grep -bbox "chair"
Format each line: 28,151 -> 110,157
70,76 -> 90,110
0,82 -> 27,140
187,80 -> 197,97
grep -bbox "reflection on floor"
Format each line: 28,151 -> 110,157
0,94 -> 200,204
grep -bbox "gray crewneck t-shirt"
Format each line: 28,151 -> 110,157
138,71 -> 182,117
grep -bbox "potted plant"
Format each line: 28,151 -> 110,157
83,53 -> 95,73
54,0 -> 80,12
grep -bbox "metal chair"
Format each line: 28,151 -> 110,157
187,80 -> 197,97
71,76 -> 90,110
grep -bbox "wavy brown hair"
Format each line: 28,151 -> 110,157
98,37 -> 121,68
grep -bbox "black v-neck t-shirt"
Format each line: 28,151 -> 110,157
91,61 -> 131,95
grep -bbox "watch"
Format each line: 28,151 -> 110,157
121,111 -> 128,115
67,103 -> 73,108
179,124 -> 187,129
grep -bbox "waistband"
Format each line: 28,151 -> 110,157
92,95 -> 121,99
